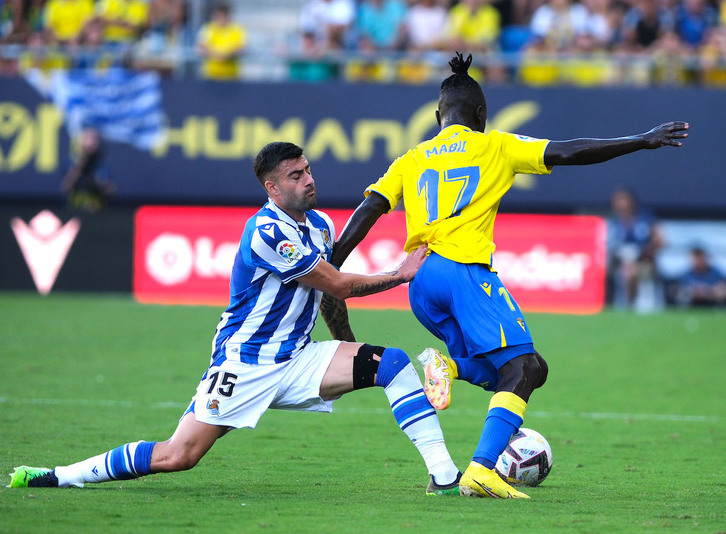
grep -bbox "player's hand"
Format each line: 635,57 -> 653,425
396,245 -> 429,282
642,121 -> 689,148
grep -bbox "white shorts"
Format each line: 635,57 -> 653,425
186,340 -> 342,429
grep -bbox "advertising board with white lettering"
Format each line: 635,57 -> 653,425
134,206 -> 606,314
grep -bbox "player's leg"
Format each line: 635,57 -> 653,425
148,412 -> 227,472
409,256 -> 501,408
439,265 -> 541,498
320,342 -> 461,495
9,413 -> 227,488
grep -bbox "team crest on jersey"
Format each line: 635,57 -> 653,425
277,240 -> 302,264
517,318 -> 527,331
321,229 -> 332,249
207,399 -> 220,416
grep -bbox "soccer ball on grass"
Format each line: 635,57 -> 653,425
495,427 -> 553,487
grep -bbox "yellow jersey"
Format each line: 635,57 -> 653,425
445,3 -> 500,47
197,22 -> 246,80
366,125 -> 551,264
96,0 -> 149,43
44,0 -> 94,42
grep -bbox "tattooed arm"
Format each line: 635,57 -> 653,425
298,245 -> 427,303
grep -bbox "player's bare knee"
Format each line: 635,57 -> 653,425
352,344 -> 385,389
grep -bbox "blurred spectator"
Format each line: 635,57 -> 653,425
95,0 -> 150,46
672,246 -> 726,306
604,0 -> 629,49
401,0 -> 447,52
136,0 -> 186,75
528,0 -> 589,51
699,26 -> 726,85
299,0 -> 355,52
18,31 -> 70,73
62,126 -> 115,213
1,0 -> 35,43
43,0 -> 94,45
196,3 -> 246,80
143,0 -> 186,52
73,18 -> 118,70
582,0 -> 616,46
651,28 -> 693,84
28,0 -> 45,34
675,0 -> 719,47
607,187 -> 664,311
444,0 -> 501,52
621,0 -> 675,51
353,0 -> 407,52
510,0 -> 546,25
562,32 -> 619,84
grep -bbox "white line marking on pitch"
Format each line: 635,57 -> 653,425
0,397 -> 718,423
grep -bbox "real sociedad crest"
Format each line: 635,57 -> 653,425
321,229 -> 332,250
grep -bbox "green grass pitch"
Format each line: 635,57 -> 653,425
1,293 -> 724,533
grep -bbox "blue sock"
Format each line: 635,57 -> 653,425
55,441 -> 157,487
375,347 -> 408,388
472,392 -> 526,469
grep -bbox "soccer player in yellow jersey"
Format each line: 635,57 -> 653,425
323,52 -> 689,499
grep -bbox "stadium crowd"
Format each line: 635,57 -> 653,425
0,0 -> 725,84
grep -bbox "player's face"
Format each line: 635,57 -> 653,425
269,156 -> 317,221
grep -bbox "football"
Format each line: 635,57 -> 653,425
495,428 -> 553,487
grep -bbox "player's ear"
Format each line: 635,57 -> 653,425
435,109 -> 441,127
264,179 -> 278,197
476,105 -> 486,132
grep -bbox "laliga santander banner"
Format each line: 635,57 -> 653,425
134,207 -> 606,313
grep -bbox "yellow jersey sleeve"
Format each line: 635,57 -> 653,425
500,131 -> 551,175
365,152 -> 408,212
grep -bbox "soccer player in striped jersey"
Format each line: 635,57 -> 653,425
8,142 -> 462,496
323,53 -> 689,498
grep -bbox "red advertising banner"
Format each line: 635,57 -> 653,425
134,207 -> 605,313
495,214 -> 607,314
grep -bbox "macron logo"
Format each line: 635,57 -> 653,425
10,210 -> 81,295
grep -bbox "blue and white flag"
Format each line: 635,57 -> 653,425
46,68 -> 164,151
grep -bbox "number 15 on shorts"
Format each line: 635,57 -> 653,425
206,372 -> 237,397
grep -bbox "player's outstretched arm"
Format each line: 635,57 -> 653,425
544,121 -> 689,166
330,192 -> 390,267
300,245 -> 428,300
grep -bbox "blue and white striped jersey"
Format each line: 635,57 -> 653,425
210,200 -> 335,365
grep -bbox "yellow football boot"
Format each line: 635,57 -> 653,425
417,348 -> 456,410
459,461 -> 530,499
